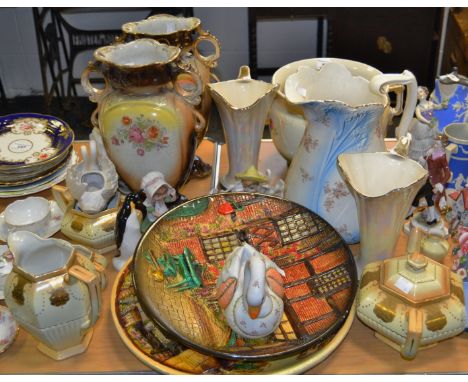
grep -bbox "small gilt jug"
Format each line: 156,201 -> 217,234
4,231 -> 106,360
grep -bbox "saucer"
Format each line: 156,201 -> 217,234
0,200 -> 64,242
0,245 -> 13,300
0,150 -> 77,198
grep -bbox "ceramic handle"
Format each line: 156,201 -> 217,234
81,61 -> 109,103
369,70 -> 417,138
90,107 -> 100,129
401,307 -> 424,359
192,108 -> 207,145
193,29 -> 220,68
69,265 -> 101,329
51,185 -> 74,213
173,65 -> 203,106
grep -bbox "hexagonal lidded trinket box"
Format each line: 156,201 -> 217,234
357,227 -> 466,359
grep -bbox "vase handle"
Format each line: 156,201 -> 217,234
193,29 -> 220,69
81,61 -> 109,103
192,107 -> 207,144
173,60 -> 203,106
370,70 -> 417,138
68,264 -> 101,329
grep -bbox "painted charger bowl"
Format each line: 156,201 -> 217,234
0,113 -> 74,170
133,192 -> 357,361
113,259 -> 356,374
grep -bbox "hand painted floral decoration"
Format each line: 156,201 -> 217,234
111,115 -> 170,157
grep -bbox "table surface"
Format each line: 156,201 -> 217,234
0,139 -> 466,375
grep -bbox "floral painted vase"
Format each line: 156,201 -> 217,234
122,14 -> 220,123
82,39 -> 205,192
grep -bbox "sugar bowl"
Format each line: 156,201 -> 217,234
357,227 -> 466,359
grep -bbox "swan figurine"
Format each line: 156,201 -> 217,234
113,191 -> 146,271
66,129 -> 118,214
216,243 -> 286,339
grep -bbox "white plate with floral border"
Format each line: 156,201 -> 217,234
0,150 -> 77,198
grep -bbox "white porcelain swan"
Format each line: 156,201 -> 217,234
216,243 -> 285,339
66,129 -> 118,214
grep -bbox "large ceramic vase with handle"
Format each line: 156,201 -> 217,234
122,14 -> 220,123
3,231 -> 106,360
81,39 -> 205,192
283,61 -> 417,243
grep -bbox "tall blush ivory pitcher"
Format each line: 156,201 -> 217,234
283,62 -> 417,244
81,39 -> 205,192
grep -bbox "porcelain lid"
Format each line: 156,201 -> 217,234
380,255 -> 450,306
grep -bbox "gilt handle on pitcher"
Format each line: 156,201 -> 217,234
369,70 -> 417,138
68,265 -> 102,329
81,61 -> 109,104
193,29 -> 221,69
51,185 -> 74,213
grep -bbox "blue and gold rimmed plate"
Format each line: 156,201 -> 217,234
0,113 -> 74,170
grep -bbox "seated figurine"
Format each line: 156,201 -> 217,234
141,171 -> 177,222
222,166 -> 285,197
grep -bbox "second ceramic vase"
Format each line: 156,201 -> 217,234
337,152 -> 428,271
208,66 -> 278,189
283,62 -> 417,243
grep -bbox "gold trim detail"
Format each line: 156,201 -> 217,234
373,296 -> 398,323
360,268 -> 380,289
425,305 -> 447,332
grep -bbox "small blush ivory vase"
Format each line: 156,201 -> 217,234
122,14 -> 221,122
284,62 -> 417,243
3,231 -> 106,360
337,152 -> 428,271
81,39 -> 205,192
208,66 -> 278,189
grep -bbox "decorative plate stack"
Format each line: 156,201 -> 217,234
0,113 -> 76,198
111,193 -> 358,374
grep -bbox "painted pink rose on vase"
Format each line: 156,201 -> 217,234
129,126 -> 144,144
